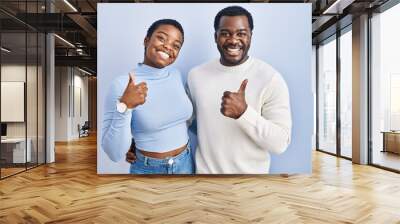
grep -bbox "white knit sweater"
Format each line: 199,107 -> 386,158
187,57 -> 292,174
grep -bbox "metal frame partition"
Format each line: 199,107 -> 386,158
0,0 -> 47,180
315,24 -> 353,161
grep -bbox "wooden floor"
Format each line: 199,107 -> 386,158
373,150 -> 400,171
0,167 -> 26,178
1,135 -> 400,223
1,163 -> 45,178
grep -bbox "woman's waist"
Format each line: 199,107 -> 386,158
138,143 -> 188,159
132,123 -> 189,153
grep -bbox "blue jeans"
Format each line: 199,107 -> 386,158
129,143 -> 194,174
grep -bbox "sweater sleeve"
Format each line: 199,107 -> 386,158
236,74 -> 292,154
101,76 -> 133,162
186,72 -> 197,130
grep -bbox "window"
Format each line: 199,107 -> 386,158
339,29 -> 352,158
371,3 -> 400,171
318,36 -> 337,155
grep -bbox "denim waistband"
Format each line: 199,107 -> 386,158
135,142 -> 191,166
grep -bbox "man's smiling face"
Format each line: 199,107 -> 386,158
215,15 -> 252,66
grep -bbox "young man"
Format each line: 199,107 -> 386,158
187,6 -> 292,174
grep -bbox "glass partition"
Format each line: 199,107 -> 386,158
0,1 -> 46,179
317,36 -> 337,155
1,30 -> 28,177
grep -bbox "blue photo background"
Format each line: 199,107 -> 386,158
98,3 -> 313,174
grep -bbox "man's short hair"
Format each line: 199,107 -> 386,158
146,19 -> 184,42
214,6 -> 254,31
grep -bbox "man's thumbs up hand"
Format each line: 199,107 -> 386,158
220,79 -> 248,119
238,79 -> 248,95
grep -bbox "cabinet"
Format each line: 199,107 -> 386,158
382,131 -> 400,154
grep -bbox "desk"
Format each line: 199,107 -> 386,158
382,131 -> 400,154
1,138 -> 31,163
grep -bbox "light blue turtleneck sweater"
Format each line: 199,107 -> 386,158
101,63 -> 193,162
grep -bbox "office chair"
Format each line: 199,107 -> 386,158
79,121 -> 90,138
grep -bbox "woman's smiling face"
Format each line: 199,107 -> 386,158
143,24 -> 183,68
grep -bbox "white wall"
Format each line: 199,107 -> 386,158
1,63 -> 46,164
54,66 -> 89,141
55,66 -> 69,141
1,65 -> 38,138
71,72 -> 89,138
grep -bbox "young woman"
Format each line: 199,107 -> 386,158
101,19 -> 194,174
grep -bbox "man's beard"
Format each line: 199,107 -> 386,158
217,44 -> 249,66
